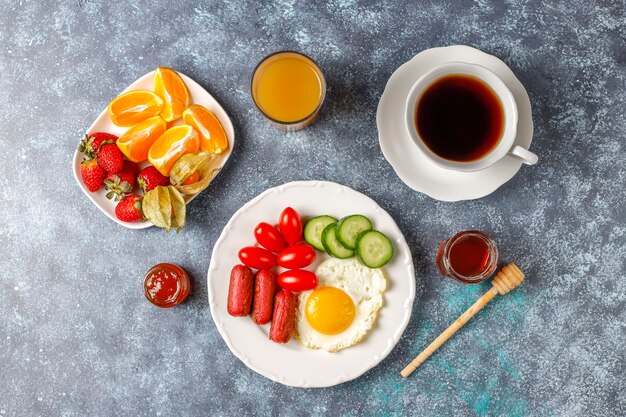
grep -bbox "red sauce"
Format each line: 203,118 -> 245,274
144,263 -> 190,308
436,230 -> 498,284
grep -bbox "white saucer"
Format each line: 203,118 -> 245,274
377,45 -> 535,201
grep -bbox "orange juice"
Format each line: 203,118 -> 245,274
252,51 -> 325,130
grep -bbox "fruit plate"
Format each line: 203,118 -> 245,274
207,181 -> 416,387
72,70 -> 235,229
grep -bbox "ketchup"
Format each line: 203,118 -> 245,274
436,230 -> 498,284
144,263 -> 190,308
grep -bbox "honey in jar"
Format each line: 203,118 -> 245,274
436,230 -> 498,284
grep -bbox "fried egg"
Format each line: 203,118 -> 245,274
295,258 -> 386,352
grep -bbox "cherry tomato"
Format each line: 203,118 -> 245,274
238,246 -> 276,270
279,207 -> 303,244
277,270 -> 318,292
277,243 -> 316,269
254,222 -> 287,253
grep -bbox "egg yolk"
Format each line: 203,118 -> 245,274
305,286 -> 355,335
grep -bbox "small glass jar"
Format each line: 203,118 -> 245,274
144,263 -> 190,308
435,230 -> 498,284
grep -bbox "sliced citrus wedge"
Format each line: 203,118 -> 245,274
117,116 -> 167,163
182,104 -> 229,155
154,67 -> 190,122
108,90 -> 164,127
148,125 -> 200,176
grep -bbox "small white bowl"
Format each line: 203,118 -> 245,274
72,70 -> 235,229
404,61 -> 518,172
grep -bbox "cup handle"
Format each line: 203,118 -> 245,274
508,145 -> 538,165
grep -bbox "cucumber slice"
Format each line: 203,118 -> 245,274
304,215 -> 337,251
355,230 -> 394,268
322,223 -> 354,259
336,215 -> 373,249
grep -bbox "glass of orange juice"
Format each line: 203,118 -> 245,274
251,51 -> 326,131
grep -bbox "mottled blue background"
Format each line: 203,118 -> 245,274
0,0 -> 624,416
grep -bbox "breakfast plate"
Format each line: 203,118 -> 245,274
207,181 -> 415,387
72,70 -> 235,229
377,45 -> 534,201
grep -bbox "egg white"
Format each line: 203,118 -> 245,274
295,258 -> 387,352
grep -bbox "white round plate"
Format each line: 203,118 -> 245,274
377,45 -> 534,201
72,70 -> 235,229
207,181 -> 415,387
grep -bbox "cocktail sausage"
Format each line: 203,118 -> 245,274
251,269 -> 276,325
227,265 -> 253,317
269,290 -> 297,343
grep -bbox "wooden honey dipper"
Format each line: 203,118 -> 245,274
401,263 -> 524,378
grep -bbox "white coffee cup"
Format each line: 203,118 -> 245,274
404,62 -> 538,172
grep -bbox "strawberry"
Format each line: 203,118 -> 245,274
80,158 -> 107,192
77,132 -> 118,159
97,143 -> 124,174
137,166 -> 170,193
104,161 -> 138,201
115,194 -> 144,223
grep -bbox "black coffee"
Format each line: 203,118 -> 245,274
415,75 -> 504,162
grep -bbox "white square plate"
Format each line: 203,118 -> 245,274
72,70 -> 235,229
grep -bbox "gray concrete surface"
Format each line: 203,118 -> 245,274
0,0 -> 624,416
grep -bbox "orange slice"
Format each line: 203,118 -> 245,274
182,104 -> 229,155
108,90 -> 164,127
148,125 -> 199,176
154,67 -> 190,122
116,116 -> 167,163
